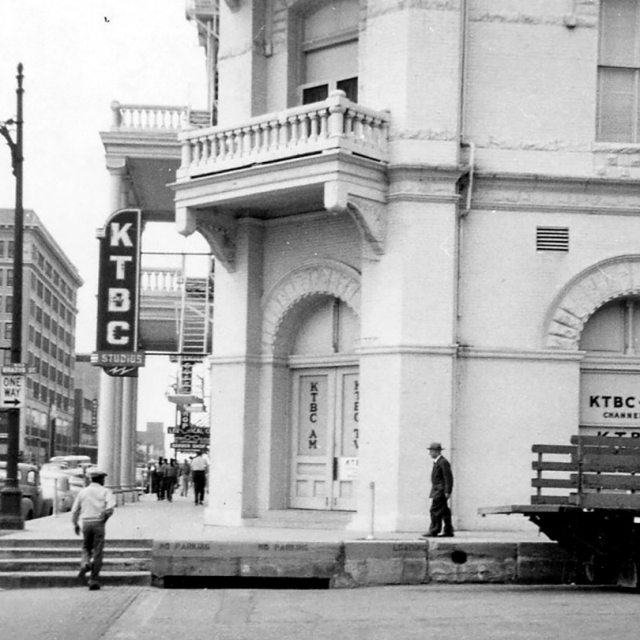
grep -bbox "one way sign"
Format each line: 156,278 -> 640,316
0,374 -> 26,409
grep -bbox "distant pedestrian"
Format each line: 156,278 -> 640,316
71,469 -> 116,591
179,459 -> 191,497
191,450 -> 208,506
422,442 -> 454,538
156,458 -> 168,500
165,459 -> 178,501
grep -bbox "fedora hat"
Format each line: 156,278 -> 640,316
427,442 -> 444,451
88,468 -> 108,478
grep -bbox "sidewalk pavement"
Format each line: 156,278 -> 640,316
0,492 -> 543,544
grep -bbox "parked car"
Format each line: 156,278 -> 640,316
48,455 -> 92,470
38,464 -> 76,513
0,461 -> 50,520
40,462 -> 90,498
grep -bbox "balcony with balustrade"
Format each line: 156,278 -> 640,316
100,103 -> 211,221
138,269 -> 182,353
172,91 -> 390,270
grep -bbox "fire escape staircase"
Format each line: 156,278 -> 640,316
167,275 -> 213,407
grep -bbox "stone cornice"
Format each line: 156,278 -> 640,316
357,344 -> 459,357
471,171 -> 640,214
459,347 -> 584,362
288,354 -> 359,368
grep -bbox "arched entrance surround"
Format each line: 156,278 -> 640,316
260,260 -> 362,511
545,256 -> 640,350
545,256 -> 640,436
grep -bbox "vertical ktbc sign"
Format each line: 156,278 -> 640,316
96,209 -> 142,357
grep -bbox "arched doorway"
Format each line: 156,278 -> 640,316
261,261 -> 361,511
579,297 -> 640,437
544,256 -> 640,438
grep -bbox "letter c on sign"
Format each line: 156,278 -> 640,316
107,321 -> 130,346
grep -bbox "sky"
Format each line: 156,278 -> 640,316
0,0 -> 210,431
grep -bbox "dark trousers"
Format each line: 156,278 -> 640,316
165,477 -> 176,501
192,470 -> 206,504
81,520 -> 106,586
428,494 -> 453,535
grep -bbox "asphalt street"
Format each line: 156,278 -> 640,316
0,583 -> 638,640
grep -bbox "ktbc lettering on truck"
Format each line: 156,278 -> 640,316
96,209 -> 142,352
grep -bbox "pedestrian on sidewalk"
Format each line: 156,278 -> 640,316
156,457 -> 168,500
165,458 -> 178,501
191,449 -> 208,506
71,469 -> 116,591
179,458 -> 191,497
422,442 -> 454,538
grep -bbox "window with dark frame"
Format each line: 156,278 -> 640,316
597,0 -> 640,141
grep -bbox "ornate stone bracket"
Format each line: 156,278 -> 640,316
176,207 -> 237,273
324,182 -> 386,258
545,256 -> 640,350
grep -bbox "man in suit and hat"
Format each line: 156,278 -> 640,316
422,442 -> 454,537
71,468 -> 116,590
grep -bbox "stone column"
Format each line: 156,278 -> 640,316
349,169 -> 461,533
112,377 -> 123,504
97,370 -> 116,482
120,376 -> 137,502
97,160 -> 127,493
205,218 -> 264,526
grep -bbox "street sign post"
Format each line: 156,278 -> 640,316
0,374 -> 25,410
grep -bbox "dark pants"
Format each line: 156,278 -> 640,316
165,477 -> 176,501
192,470 -> 206,505
428,494 -> 453,535
81,520 -> 106,586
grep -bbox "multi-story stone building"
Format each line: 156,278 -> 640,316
101,0 -> 640,533
73,355 -> 100,463
0,209 -> 82,464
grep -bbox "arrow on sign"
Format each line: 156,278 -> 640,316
2,398 -> 20,406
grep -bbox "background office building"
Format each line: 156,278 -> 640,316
0,208 -> 82,464
73,354 -> 100,463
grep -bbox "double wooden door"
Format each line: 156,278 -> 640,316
290,368 -> 359,510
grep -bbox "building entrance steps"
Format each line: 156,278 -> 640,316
0,495 -> 571,588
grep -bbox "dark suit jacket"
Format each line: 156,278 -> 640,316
430,455 -> 453,499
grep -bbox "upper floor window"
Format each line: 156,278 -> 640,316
597,0 -> 640,142
300,0 -> 359,104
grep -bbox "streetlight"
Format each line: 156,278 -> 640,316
0,63 -> 25,529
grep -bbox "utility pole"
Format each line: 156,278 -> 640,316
0,63 -> 25,529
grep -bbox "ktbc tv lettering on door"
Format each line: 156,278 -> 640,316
96,209 -> 141,352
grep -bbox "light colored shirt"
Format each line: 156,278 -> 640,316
71,482 -> 116,525
190,455 -> 208,471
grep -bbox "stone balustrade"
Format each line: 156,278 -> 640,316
111,102 -> 210,132
178,91 -> 389,180
140,270 -> 182,293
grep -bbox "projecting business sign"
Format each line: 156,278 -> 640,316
95,209 -> 143,377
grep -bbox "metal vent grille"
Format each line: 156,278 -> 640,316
536,226 -> 569,252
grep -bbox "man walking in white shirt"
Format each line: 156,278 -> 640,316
71,469 -> 116,591
190,450 -> 208,506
